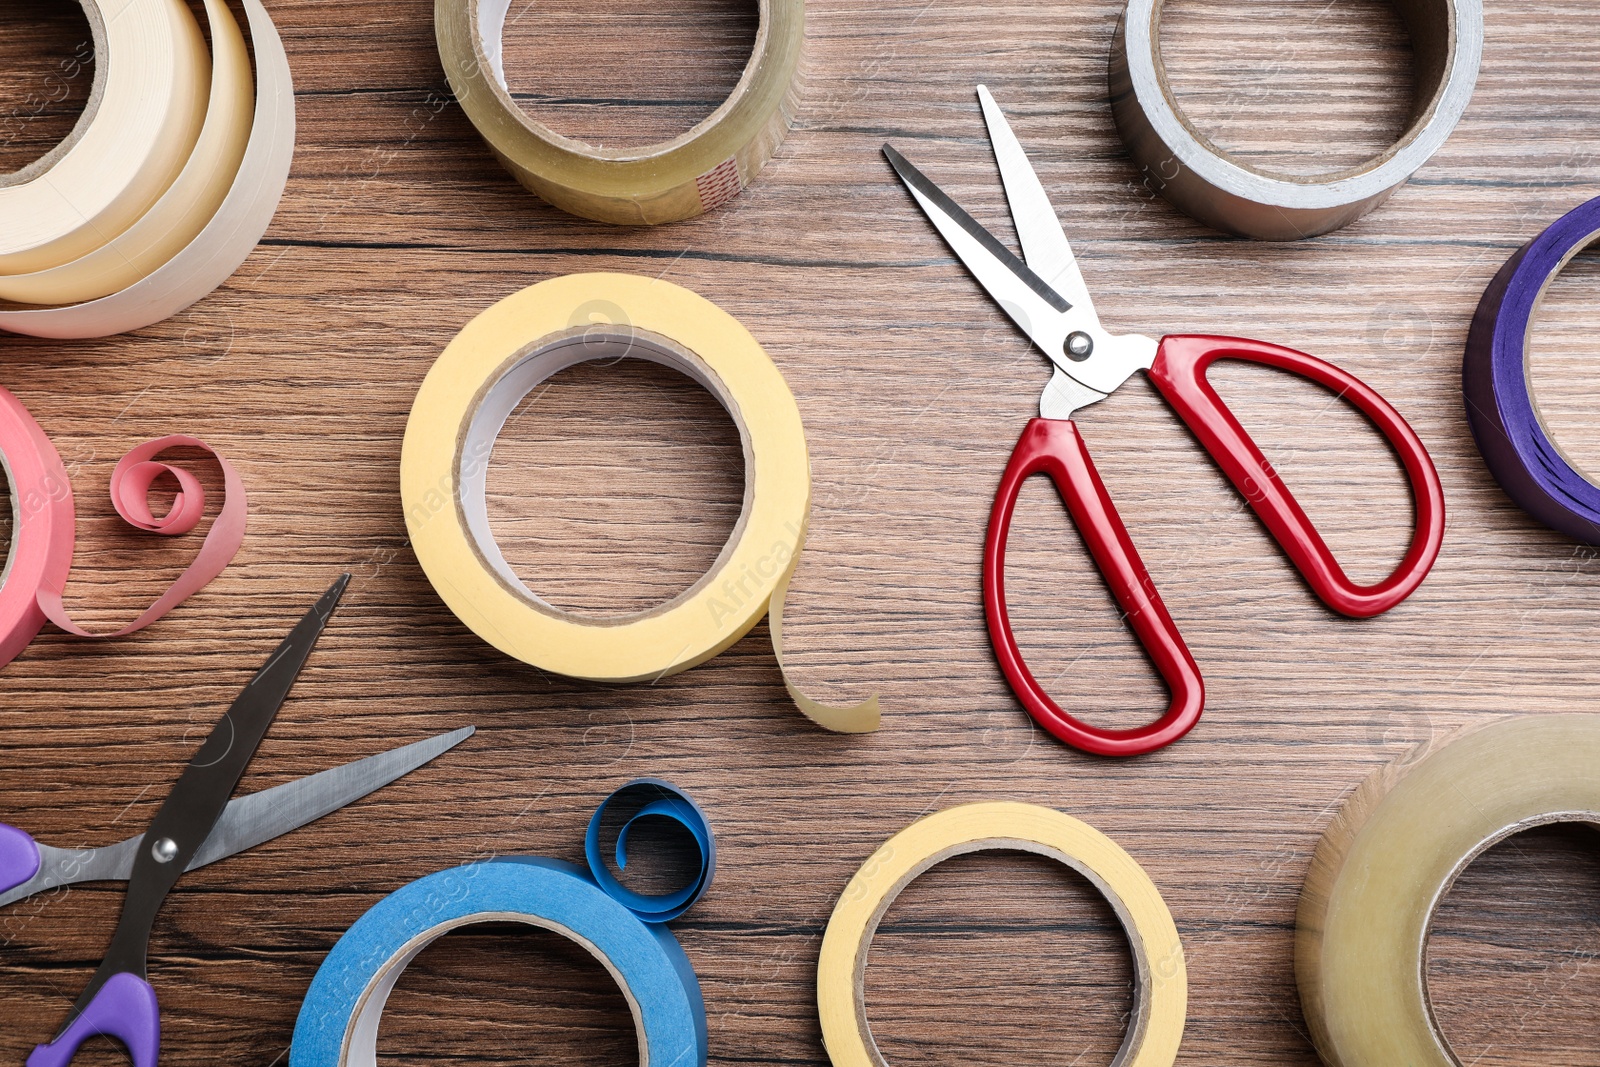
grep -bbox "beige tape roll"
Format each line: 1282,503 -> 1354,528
0,0 -> 209,274
435,0 -> 803,225
0,0 -> 296,338
1296,714 -> 1600,1067
817,802 -> 1187,1067
401,273 -> 877,732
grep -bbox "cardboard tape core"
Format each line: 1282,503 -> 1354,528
343,910 -> 651,1067
1297,714 -> 1600,1067
817,803 -> 1186,1067
459,327 -> 752,624
1109,0 -> 1482,239
0,2 -> 106,188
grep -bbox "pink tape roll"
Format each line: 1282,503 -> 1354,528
0,387 -> 246,668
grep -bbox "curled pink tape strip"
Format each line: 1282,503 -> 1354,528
0,387 -> 245,666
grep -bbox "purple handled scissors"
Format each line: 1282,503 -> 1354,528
1,575 -> 474,1067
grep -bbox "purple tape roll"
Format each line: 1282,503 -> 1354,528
1464,196 -> 1600,543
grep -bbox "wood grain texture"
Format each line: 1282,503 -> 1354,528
1,0 -> 1599,1064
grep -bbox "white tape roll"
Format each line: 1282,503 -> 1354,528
0,0 -> 295,338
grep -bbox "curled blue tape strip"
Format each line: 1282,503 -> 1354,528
585,777 -> 715,923
289,781 -> 714,1067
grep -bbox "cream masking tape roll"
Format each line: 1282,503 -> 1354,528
0,0 -> 253,306
0,0 -> 209,273
0,386 -> 246,669
817,802 -> 1186,1067
0,0 -> 296,338
291,780 -> 715,1067
1295,714 -> 1600,1067
1109,0 -> 1482,240
435,0 -> 802,225
401,273 -> 877,732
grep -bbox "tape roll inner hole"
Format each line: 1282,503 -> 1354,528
1421,814 -> 1600,1064
854,840 -> 1149,1067
1153,0 -> 1444,180
1522,230 -> 1600,487
473,0 -> 764,153
0,1 -> 103,182
459,326 -> 754,624
347,912 -> 649,1065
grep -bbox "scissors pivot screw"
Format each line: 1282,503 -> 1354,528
1065,332 -> 1094,361
150,838 -> 179,864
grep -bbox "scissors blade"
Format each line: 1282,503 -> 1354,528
0,726 -> 476,911
188,725 -> 475,869
884,142 -> 1079,363
976,84 -> 1098,324
69,574 -> 348,1013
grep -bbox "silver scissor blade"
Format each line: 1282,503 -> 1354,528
189,725 -> 475,869
0,727 -> 475,909
976,84 -> 1097,324
0,838 -> 139,910
884,143 -> 1076,362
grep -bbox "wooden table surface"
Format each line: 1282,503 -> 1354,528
2,0 -> 1599,1063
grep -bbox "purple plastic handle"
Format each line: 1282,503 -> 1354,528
0,822 -> 41,894
27,972 -> 160,1067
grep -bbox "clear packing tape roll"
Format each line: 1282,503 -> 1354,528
817,802 -> 1187,1067
0,0 -> 295,338
401,273 -> 877,733
435,0 -> 802,225
1296,714 -> 1600,1067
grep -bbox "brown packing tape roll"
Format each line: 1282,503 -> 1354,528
435,0 -> 802,225
1296,714 -> 1600,1067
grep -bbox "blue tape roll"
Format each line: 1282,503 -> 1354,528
290,781 -> 714,1067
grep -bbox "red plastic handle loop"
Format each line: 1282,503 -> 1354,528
983,418 -> 1204,757
1149,335 -> 1444,617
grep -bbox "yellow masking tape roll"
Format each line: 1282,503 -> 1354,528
401,273 -> 876,732
1296,714 -> 1600,1067
817,802 -> 1187,1067
0,0 -> 210,274
435,0 -> 803,225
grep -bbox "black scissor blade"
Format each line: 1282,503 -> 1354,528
181,572 -> 349,787
883,142 -> 1072,315
68,575 -> 350,1012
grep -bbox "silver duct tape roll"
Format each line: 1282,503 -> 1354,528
1108,0 -> 1481,241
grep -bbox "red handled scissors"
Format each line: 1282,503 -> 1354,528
884,87 -> 1444,758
